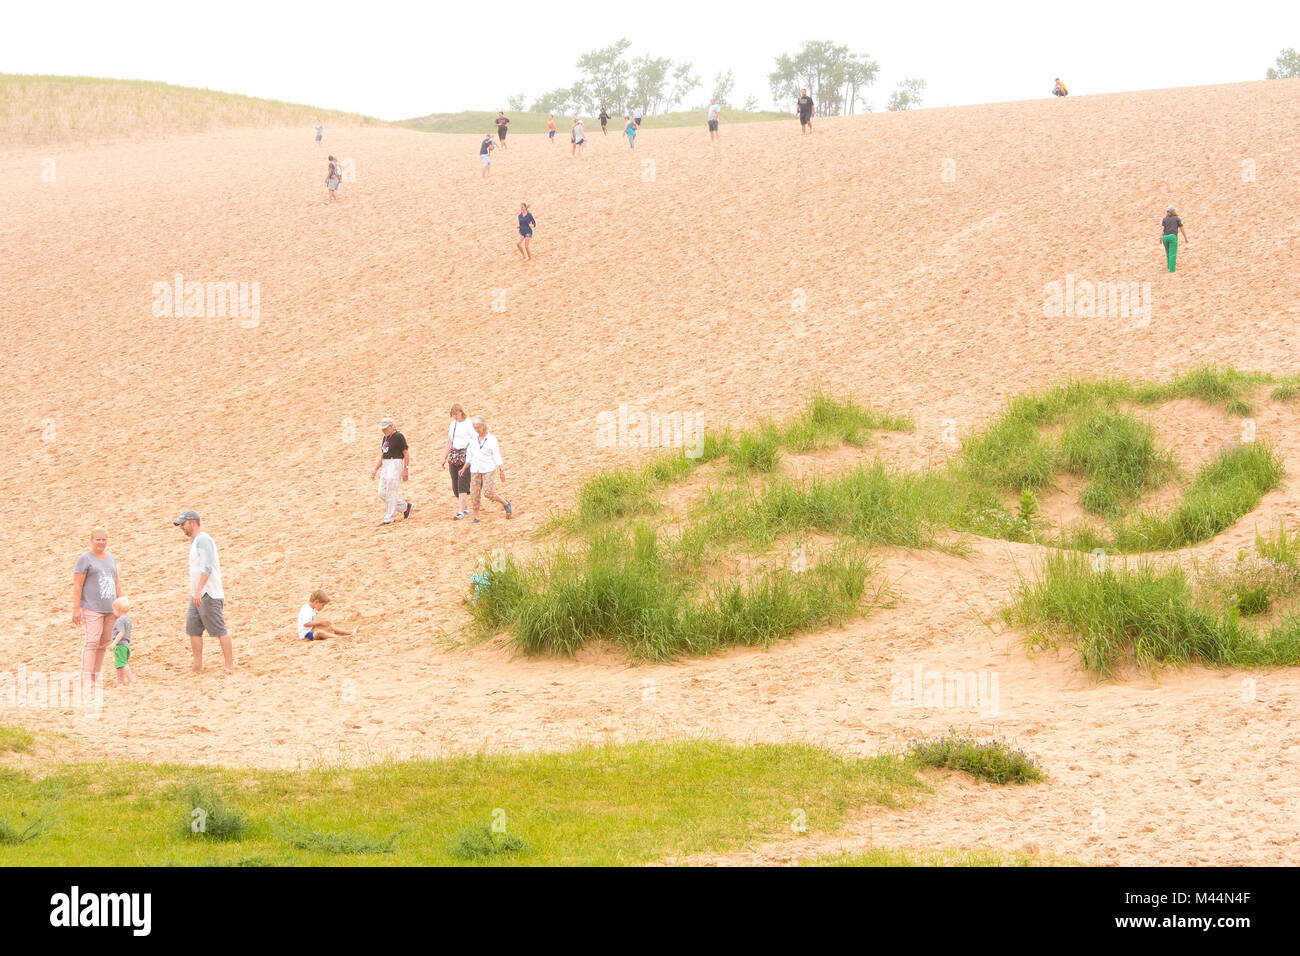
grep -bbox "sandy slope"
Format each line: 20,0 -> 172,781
3,80 -> 1300,864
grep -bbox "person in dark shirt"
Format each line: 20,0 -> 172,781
797,90 -> 814,133
516,202 -> 537,260
1161,206 -> 1189,273
372,417 -> 412,524
495,112 -> 510,148
599,108 -> 609,135
480,134 -> 495,178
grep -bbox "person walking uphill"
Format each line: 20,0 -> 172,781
73,526 -> 122,686
173,510 -> 232,674
1161,206 -> 1189,273
373,417 -> 412,525
458,416 -> 513,523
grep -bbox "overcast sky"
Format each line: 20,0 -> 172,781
5,0 -> 1297,120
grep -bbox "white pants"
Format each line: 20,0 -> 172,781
377,459 -> 408,520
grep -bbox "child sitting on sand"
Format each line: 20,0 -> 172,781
297,590 -> 357,641
108,597 -> 136,686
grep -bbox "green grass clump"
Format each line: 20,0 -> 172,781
0,726 -> 35,755
446,825 -> 528,860
730,421 -> 783,472
907,734 -> 1044,784
1059,410 -> 1175,517
573,468 -> 659,524
276,823 -> 401,855
472,523 -> 881,660
181,782 -> 250,842
0,807 -> 56,845
1005,550 -> 1300,677
1112,443 -> 1283,552
0,740 -> 926,866
1270,378 -> 1300,403
1134,365 -> 1267,415
782,389 -> 913,451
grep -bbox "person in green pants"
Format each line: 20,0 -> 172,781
1161,206 -> 1189,272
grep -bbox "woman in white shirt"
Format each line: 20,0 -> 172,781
442,403 -> 477,519
457,416 -> 513,523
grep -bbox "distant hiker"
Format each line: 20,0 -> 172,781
797,89 -> 814,132
633,105 -> 644,128
315,121 -> 323,144
547,114 -> 557,143
1053,78 -> 1069,97
598,107 -> 610,135
571,118 -> 586,157
707,98 -> 721,141
480,133 -> 495,177
1161,206 -> 1189,273
297,590 -> 357,641
326,155 -> 342,202
443,403 -> 475,518
458,416 -> 513,523
373,417 -> 412,525
496,111 -> 510,148
625,114 -> 637,149
173,510 -> 232,674
517,202 -> 536,260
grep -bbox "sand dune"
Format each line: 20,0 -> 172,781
3,78 -> 1300,864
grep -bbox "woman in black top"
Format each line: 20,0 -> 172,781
1161,206 -> 1189,273
516,203 -> 536,260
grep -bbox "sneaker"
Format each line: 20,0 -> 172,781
504,501 -> 514,517
472,518 -> 480,524
380,519 -> 394,526
404,503 -> 413,519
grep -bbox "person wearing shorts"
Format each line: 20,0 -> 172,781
598,108 -> 609,135
516,202 -> 536,260
326,155 -> 342,202
707,98 -> 721,141
797,90 -> 814,133
571,118 -> 586,158
109,597 -> 136,686
174,509 -> 233,673
480,134 -> 495,177
547,114 -> 557,143
495,112 -> 510,148
72,526 -> 122,686
458,416 -> 513,523
297,590 -> 356,641
315,121 -> 323,144
632,106 -> 644,128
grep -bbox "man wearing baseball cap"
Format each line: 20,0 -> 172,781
173,510 -> 233,673
371,417 -> 412,525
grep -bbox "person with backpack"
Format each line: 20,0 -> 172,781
325,155 -> 342,202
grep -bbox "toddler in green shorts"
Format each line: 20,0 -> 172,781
109,596 -> 136,686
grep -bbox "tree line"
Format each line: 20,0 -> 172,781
505,39 -> 926,116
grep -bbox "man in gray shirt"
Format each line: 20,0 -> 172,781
173,509 -> 233,673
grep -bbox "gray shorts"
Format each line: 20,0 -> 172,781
186,594 -> 227,637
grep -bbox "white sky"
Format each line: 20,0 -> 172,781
4,0 -> 1297,119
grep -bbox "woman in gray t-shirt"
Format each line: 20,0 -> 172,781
73,527 -> 121,681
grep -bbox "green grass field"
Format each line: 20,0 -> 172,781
0,738 -> 933,865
